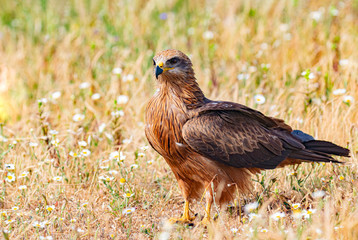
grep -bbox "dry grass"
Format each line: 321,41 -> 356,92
0,0 -> 357,239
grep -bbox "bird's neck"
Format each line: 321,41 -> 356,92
159,75 -> 206,107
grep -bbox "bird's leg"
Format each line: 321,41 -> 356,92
169,200 -> 195,224
201,191 -> 213,225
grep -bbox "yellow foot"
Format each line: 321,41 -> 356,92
168,215 -> 196,224
200,216 -> 211,226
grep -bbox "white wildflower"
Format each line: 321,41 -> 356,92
122,138 -> 132,144
109,151 -> 120,160
78,141 -> 87,147
69,151 -> 78,157
243,202 -> 259,213
140,146 -> 149,151
315,228 -> 323,235
108,170 -> 119,175
339,59 -> 349,66
80,149 -> 91,157
111,110 -> 124,117
91,93 -> 101,100
5,219 -> 14,224
237,73 -> 250,81
51,138 -> 59,146
130,164 -> 139,169
117,95 -> 129,104
292,203 -> 301,209
122,74 -> 134,82
98,123 -> 106,133
312,190 -> 326,199
122,207 -> 135,215
332,89 -> 346,95
270,212 -> 286,221
51,91 -> 61,99
72,113 -> 85,122
310,11 -> 323,21
124,192 -> 134,198
18,171 -> 29,178
49,129 -> 59,135
5,173 -> 16,183
203,31 -> 214,40
79,82 -> 90,89
18,185 -> 27,190
308,72 -> 315,79
343,95 -> 354,104
248,213 -> 261,221
38,98 -> 48,104
81,202 -> 89,208
112,67 -> 123,75
52,176 -> 63,182
254,94 -> 266,104
99,175 -> 114,181
32,221 -> 45,228
29,142 -> 38,147
46,205 -> 55,212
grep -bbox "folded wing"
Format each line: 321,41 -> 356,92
183,101 -> 343,169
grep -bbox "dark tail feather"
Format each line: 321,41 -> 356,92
288,140 -> 349,164
303,140 -> 350,157
289,149 -> 341,163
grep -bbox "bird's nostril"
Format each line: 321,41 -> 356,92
158,61 -> 164,68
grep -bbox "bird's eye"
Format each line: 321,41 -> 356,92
167,57 -> 179,65
152,59 -> 156,66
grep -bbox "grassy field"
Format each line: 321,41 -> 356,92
0,0 -> 357,239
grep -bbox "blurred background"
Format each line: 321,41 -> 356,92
0,0 -> 357,125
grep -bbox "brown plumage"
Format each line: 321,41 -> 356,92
145,49 -> 350,224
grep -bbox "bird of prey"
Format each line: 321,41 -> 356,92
145,49 -> 349,224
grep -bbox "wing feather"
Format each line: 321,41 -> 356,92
183,105 -> 303,169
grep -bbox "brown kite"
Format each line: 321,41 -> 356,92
145,49 -> 349,224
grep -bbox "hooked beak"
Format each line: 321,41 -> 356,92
155,61 -> 173,79
155,65 -> 163,79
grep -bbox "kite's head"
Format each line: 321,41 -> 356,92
152,49 -> 194,81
